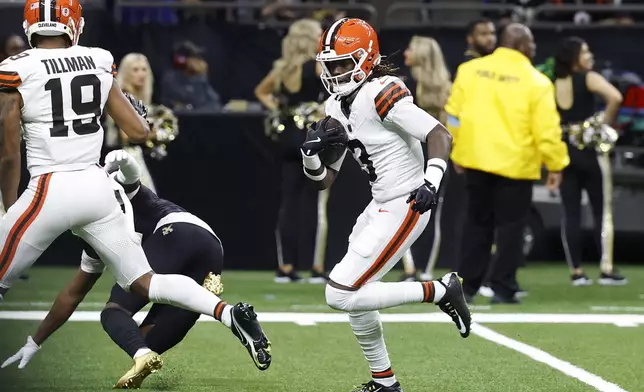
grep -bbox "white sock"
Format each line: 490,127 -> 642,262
148,274 -> 223,319
214,301 -> 233,328
433,280 -> 446,303
349,311 -> 397,387
326,281 -> 425,312
133,348 -> 152,359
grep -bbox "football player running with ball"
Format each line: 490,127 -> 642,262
301,18 -> 471,392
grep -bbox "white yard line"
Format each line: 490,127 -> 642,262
0,301 -> 106,309
591,306 -> 644,313
472,324 -> 629,392
0,311 -> 643,327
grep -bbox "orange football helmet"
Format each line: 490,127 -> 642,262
316,18 -> 381,96
23,0 -> 85,47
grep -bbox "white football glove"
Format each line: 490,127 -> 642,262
103,149 -> 131,174
1,336 -> 40,369
103,150 -> 141,184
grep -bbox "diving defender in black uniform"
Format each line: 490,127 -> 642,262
10,150 -> 272,389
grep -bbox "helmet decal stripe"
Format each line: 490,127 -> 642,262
324,18 -> 347,49
329,18 -> 348,50
50,0 -> 57,21
39,0 -> 46,22
43,0 -> 51,21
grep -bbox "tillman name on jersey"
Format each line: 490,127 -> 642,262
40,56 -> 97,75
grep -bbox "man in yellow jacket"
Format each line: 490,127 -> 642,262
445,23 -> 570,304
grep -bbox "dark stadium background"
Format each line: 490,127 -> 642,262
2,1 -> 644,271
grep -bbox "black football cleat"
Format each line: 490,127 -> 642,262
350,381 -> 403,392
437,272 -> 472,338
230,302 -> 272,371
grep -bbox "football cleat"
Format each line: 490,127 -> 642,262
308,269 -> 330,284
350,381 -> 403,392
230,302 -> 272,371
113,351 -> 163,389
203,272 -> 224,295
598,271 -> 627,286
437,272 -> 472,338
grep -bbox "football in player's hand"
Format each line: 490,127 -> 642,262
320,141 -> 347,166
318,116 -> 348,165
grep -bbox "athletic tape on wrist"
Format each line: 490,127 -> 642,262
425,158 -> 447,188
301,151 -> 322,170
303,166 -> 327,182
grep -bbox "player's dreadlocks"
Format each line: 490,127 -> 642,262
370,52 -> 401,79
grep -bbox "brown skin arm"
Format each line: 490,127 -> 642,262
426,122 -> 453,162
32,269 -> 102,345
313,167 -> 339,190
254,70 -> 279,111
586,71 -> 623,125
0,91 -> 23,209
107,80 -> 149,144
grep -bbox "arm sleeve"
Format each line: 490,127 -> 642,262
0,59 -> 25,93
384,98 -> 440,142
531,81 -> 570,172
93,48 -> 116,78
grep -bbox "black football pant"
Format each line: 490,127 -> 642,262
101,222 -> 223,356
458,169 -> 533,299
560,147 -> 603,270
276,156 -> 321,271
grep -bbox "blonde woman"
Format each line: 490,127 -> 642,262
400,36 -> 452,281
255,19 -> 329,284
107,53 -> 157,192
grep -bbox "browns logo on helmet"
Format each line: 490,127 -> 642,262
23,0 -> 85,47
316,18 -> 382,97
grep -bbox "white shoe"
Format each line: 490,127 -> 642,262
477,286 -> 495,298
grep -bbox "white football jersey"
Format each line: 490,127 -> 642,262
325,76 -> 439,202
0,45 -> 115,177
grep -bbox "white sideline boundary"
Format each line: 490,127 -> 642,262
473,324 -> 629,392
0,311 -> 643,327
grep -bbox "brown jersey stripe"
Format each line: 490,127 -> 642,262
50,0 -> 57,21
0,174 -> 52,280
374,82 -> 401,109
377,89 -> 411,120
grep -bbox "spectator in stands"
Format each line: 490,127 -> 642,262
553,37 -> 626,286
399,36 -> 452,282
161,41 -> 222,112
261,0 -> 299,22
254,19 -> 329,284
446,23 -> 569,304
464,18 -> 497,63
107,53 -> 159,193
0,34 -> 27,61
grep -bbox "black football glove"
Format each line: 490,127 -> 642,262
124,92 -> 149,119
407,180 -> 438,214
301,116 -> 348,157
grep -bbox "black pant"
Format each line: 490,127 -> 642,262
107,222 -> 223,353
458,170 -> 533,299
275,124 -> 320,270
560,147 -> 603,270
276,158 -> 320,270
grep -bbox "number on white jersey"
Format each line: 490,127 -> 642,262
44,74 -> 103,137
348,138 -> 377,182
